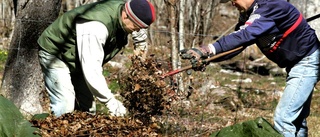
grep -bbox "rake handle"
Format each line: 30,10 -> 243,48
161,46 -> 244,78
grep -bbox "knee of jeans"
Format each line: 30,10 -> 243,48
274,115 -> 282,130
51,99 -> 75,117
274,109 -> 286,128
274,111 -> 299,137
274,106 -> 283,120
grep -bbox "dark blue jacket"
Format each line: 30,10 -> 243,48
213,0 -> 320,68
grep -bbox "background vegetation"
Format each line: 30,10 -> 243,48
0,0 -> 320,136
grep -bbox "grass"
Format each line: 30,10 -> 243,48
0,50 -> 8,84
0,50 -> 8,71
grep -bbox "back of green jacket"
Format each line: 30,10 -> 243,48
38,0 -> 128,72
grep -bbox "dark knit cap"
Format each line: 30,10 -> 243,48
125,0 -> 156,28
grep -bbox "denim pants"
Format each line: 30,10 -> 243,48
274,48 -> 320,137
38,50 -> 96,117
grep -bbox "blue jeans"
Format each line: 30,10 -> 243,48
38,50 -> 96,117
274,48 -> 320,137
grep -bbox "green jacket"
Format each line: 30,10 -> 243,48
38,0 -> 128,72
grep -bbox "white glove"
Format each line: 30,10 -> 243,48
106,98 -> 127,116
132,29 -> 148,44
132,29 -> 148,55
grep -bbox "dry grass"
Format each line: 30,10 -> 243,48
161,53 -> 320,136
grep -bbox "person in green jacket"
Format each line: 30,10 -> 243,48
37,0 -> 156,117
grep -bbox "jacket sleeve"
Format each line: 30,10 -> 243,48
211,4 -> 279,61
76,20 -> 115,103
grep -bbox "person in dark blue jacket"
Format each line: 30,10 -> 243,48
180,0 -> 320,136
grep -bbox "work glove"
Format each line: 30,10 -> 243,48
179,45 -> 214,71
132,29 -> 148,59
106,98 -> 127,116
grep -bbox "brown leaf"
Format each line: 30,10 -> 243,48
134,84 -> 141,92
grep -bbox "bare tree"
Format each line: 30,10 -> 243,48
177,0 -> 185,92
0,0 -> 61,118
185,0 -> 220,47
164,0 -> 178,70
191,1 -> 200,48
165,0 -> 182,92
63,0 -> 100,11
178,0 -> 185,50
0,0 -> 14,49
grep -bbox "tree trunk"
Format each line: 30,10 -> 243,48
177,0 -> 185,92
0,0 -> 14,49
0,0 -> 61,118
178,0 -> 185,50
165,0 -> 180,92
191,1 -> 200,48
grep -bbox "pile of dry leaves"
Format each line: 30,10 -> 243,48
30,111 -> 161,136
30,55 -> 174,136
120,55 -> 174,124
